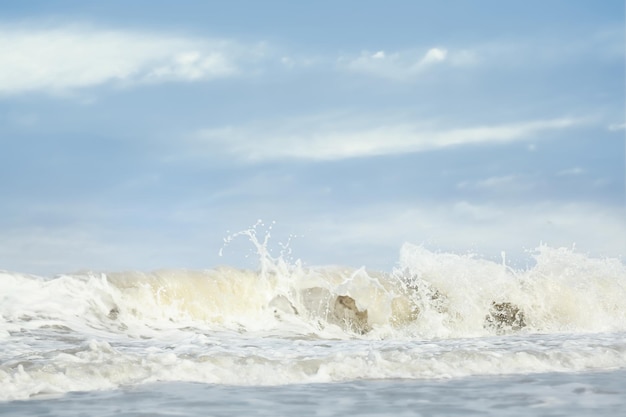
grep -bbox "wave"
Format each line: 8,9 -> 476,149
1,232 -> 626,401
2,241 -> 625,340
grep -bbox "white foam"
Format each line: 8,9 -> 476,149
1,240 -> 625,401
1,331 -> 625,401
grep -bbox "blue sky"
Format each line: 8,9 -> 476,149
1,1 -> 624,275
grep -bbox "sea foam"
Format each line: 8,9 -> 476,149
1,228 -> 625,401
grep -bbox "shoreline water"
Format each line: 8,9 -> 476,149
1,242 -> 625,411
3,369 -> 625,416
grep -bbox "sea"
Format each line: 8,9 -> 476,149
1,230 -> 625,416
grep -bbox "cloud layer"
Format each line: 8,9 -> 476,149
0,24 -> 248,94
338,47 -> 454,80
302,200 -> 626,268
193,116 -> 581,162
3,22 -> 621,95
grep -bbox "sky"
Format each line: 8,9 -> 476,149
1,0 -> 624,275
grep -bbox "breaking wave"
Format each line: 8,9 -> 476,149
1,225 -> 625,400
2,226 -> 625,339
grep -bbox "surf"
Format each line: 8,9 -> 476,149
2,225 -> 625,341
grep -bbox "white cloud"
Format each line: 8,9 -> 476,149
420,47 -> 447,65
338,47 -> 450,80
0,24 -> 252,95
144,51 -> 235,82
192,116 -> 581,162
340,27 -> 625,81
303,201 -> 626,268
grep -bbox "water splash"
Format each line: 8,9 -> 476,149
2,236 -> 626,401
2,231 -> 625,341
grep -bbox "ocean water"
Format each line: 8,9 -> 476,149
1,231 -> 625,415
